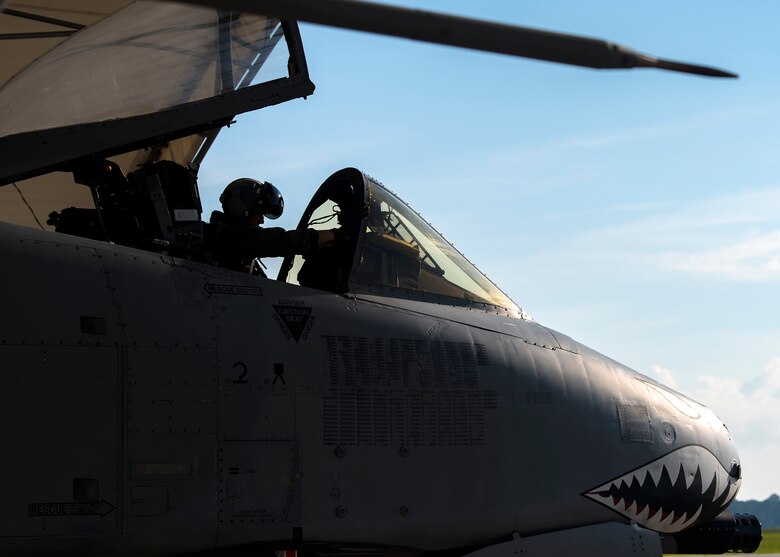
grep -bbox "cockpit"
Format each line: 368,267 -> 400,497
280,168 -> 520,314
33,160 -> 518,314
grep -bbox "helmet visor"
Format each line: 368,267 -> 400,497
260,182 -> 284,219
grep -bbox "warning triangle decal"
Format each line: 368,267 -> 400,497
273,305 -> 313,342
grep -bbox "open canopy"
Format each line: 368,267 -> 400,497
0,2 -> 290,138
0,0 -> 312,228
0,0 -> 734,230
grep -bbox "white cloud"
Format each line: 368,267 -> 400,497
573,187 -> 780,283
692,362 -> 780,442
741,357 -> 780,397
648,365 -> 678,389
731,444 -> 780,502
661,230 -> 780,282
595,188 -> 780,241
647,362 -> 780,440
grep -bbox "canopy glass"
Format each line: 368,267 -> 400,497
282,168 -> 520,314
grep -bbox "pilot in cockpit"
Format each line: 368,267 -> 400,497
206,178 -> 336,276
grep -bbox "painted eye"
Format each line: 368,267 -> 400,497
662,422 -> 677,444
645,382 -> 702,419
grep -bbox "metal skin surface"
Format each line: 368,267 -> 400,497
0,210 -> 740,556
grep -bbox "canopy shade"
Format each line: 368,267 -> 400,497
0,1 -> 312,228
0,2 -> 132,88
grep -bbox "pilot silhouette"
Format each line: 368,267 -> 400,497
206,178 -> 335,275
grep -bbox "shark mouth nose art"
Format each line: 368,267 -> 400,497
583,445 -> 740,533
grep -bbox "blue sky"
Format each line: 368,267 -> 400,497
199,1 -> 780,500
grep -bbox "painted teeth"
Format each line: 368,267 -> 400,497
667,463 -> 681,486
684,469 -> 696,490
634,504 -> 701,532
648,463 -> 664,487
584,446 -> 740,534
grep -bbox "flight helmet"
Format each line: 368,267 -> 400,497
219,178 -> 284,222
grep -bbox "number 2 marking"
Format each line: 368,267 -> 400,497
232,362 -> 248,384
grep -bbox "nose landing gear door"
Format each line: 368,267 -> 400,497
218,394 -> 299,528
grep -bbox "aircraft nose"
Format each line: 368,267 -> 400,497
585,446 -> 741,533
650,382 -> 743,522
585,381 -> 741,533
651,384 -> 742,527
645,380 -> 741,474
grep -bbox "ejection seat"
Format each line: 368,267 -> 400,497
125,160 -> 205,251
49,158 -> 207,258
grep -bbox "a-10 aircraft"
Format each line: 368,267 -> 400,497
0,1 -> 763,556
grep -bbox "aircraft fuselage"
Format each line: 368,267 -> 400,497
0,221 -> 741,556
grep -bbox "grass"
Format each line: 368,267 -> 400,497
756,528 -> 780,554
